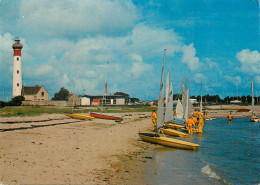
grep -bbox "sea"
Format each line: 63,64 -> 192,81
143,117 -> 260,185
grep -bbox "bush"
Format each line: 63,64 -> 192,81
7,96 -> 25,106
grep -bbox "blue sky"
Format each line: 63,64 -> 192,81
0,0 -> 259,101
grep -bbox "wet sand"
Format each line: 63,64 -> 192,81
0,105 -> 258,184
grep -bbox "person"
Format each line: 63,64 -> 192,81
198,118 -> 204,132
186,117 -> 195,134
252,114 -> 257,119
198,111 -> 202,119
227,112 -> 233,123
152,110 -> 157,131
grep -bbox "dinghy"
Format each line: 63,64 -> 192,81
89,112 -> 123,120
64,112 -> 94,120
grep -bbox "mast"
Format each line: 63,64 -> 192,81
156,49 -> 166,132
200,81 -> 203,113
251,76 -> 254,116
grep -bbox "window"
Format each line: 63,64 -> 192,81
17,57 -> 19,61
17,83 -> 19,87
41,92 -> 44,96
17,70 -> 19,74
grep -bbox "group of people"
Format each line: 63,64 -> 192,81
151,109 -> 205,134
186,110 -> 204,134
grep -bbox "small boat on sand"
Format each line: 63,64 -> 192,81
89,112 -> 123,120
64,112 -> 94,120
160,128 -> 188,138
164,123 -> 185,129
139,133 -> 199,150
181,127 -> 200,133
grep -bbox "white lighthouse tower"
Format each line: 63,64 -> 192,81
12,38 -> 23,97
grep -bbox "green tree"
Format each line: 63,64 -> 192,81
7,96 -> 25,106
52,87 -> 70,100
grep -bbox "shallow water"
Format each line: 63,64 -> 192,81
144,117 -> 260,185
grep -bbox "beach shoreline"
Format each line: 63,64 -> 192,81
0,105 -> 259,184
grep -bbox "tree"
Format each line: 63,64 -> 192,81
52,87 -> 70,100
7,96 -> 25,106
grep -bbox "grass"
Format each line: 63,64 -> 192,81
0,106 -> 156,117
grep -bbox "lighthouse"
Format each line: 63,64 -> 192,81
12,38 -> 23,97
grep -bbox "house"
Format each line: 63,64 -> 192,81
67,94 -> 80,106
21,85 -> 49,101
80,94 -> 128,105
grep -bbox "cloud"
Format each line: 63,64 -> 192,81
181,43 -> 200,71
194,73 -> 207,83
18,0 -> 140,38
205,57 -> 218,68
129,54 -> 153,79
224,75 -> 242,85
236,49 -> 260,74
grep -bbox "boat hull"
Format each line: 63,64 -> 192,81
250,118 -> 259,122
164,123 -> 185,129
64,112 -> 94,120
89,112 -> 123,120
160,128 -> 188,138
180,128 -> 200,133
139,133 -> 199,150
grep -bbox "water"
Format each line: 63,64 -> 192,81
144,118 -> 260,185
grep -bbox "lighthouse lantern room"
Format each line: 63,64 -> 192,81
12,38 -> 23,97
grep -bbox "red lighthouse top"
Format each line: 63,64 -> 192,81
12,38 -> 23,56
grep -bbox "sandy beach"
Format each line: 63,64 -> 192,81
0,112 -> 155,184
0,105 -> 258,184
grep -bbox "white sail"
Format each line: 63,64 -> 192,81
157,49 -> 166,131
165,69 -> 173,122
176,99 -> 184,119
251,76 -> 254,116
200,81 -> 203,113
182,81 -> 187,120
165,71 -> 169,107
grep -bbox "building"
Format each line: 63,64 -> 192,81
67,94 -> 80,106
21,85 -> 49,101
80,95 -> 128,106
12,38 -> 23,97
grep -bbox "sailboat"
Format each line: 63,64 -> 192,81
249,77 -> 259,122
161,68 -> 188,137
139,49 -> 199,150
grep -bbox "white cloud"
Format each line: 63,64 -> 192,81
35,64 -> 53,75
194,73 -> 207,83
236,49 -> 260,74
205,57 -> 218,68
18,0 -> 140,38
129,53 -> 153,79
181,43 -> 200,71
224,76 -> 242,85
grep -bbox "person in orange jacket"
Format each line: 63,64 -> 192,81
198,118 -> 204,132
227,112 -> 233,123
186,117 -> 195,134
152,110 -> 157,131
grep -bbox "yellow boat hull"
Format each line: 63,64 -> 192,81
164,123 -> 185,129
160,128 -> 188,138
64,113 -> 94,120
181,128 -> 200,133
139,133 -> 199,150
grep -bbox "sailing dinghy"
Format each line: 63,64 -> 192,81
89,112 -> 123,120
250,77 -> 259,122
138,49 -> 199,150
64,112 -> 94,120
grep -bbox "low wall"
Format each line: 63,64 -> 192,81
22,100 -> 67,107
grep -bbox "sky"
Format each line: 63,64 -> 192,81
0,0 -> 260,101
